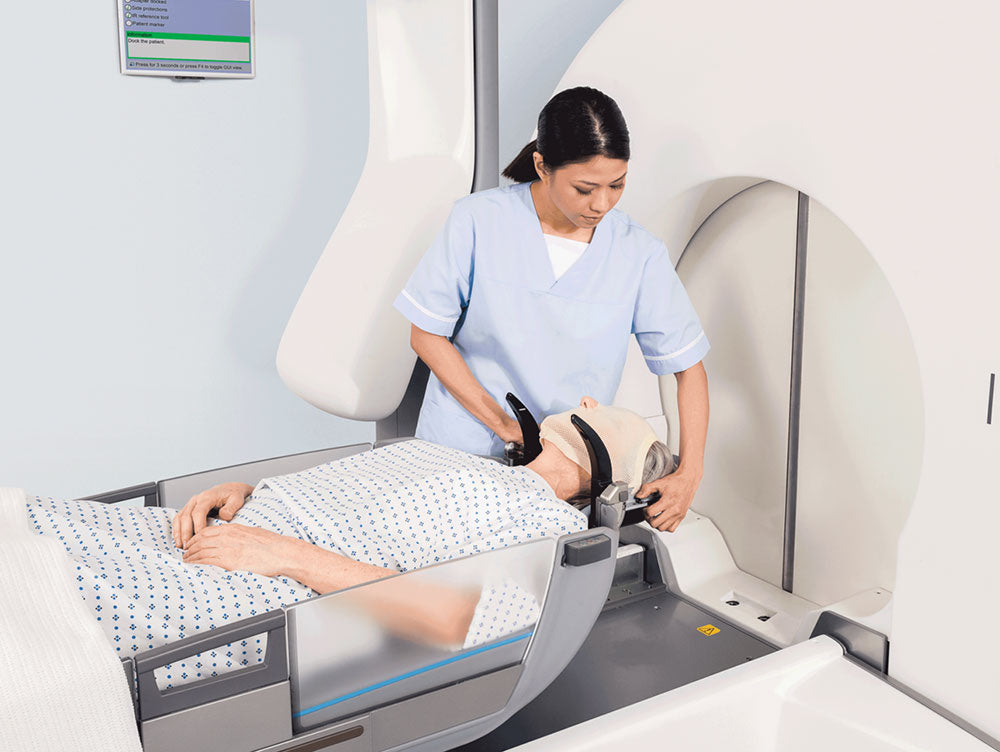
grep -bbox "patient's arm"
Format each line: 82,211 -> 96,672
184,525 -> 478,646
173,482 -> 254,549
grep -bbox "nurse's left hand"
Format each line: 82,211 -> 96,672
637,469 -> 702,533
182,524 -> 300,578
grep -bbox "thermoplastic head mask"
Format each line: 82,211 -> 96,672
538,405 -> 658,491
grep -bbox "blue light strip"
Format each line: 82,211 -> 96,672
293,631 -> 532,719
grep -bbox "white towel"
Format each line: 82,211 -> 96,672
0,487 -> 142,752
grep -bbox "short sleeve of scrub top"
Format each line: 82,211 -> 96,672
391,183 -> 710,456
393,202 -> 474,338
632,243 -> 710,374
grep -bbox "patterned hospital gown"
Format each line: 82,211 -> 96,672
27,440 -> 586,687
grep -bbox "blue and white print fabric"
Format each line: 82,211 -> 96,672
27,488 -> 312,689
27,440 -> 585,687
258,439 -> 587,569
465,579 -> 541,647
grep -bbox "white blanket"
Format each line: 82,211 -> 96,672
0,487 -> 141,752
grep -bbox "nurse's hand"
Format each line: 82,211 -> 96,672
498,415 -> 524,445
173,482 -> 254,549
579,396 -> 599,408
637,468 -> 702,533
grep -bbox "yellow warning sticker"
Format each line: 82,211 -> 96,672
697,624 -> 721,636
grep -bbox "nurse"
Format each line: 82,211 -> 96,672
393,87 -> 709,533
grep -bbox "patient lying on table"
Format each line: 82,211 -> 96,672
28,399 -> 670,686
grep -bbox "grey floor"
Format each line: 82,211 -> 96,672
454,589 -> 775,751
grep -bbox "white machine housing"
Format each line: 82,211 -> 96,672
556,0 -> 1000,738
277,0 -> 1000,744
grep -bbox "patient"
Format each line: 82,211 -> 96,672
28,398 -> 671,685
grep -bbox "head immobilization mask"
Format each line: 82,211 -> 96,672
539,405 -> 658,491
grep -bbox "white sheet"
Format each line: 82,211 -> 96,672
0,487 -> 141,752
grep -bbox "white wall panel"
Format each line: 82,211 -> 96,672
559,0 -> 1000,734
671,182 -> 797,588
794,198 -> 923,608
277,0 -> 475,420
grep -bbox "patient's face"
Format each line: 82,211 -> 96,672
540,438 -> 591,498
539,404 -> 657,491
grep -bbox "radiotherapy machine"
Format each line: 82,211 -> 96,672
10,0 -> 999,750
275,0 -> 1000,748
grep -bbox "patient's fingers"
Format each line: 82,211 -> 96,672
184,530 -> 221,557
184,542 -> 213,560
183,539 -> 205,558
192,499 -> 213,537
217,491 -> 244,521
178,508 -> 195,549
184,531 -> 238,569
175,490 -> 209,548
183,548 -> 221,565
579,396 -> 599,408
173,495 -> 198,547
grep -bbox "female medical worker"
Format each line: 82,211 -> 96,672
393,87 -> 709,533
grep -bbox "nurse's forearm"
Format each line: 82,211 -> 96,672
410,325 -> 518,440
674,361 -> 709,478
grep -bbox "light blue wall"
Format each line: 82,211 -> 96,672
498,0 -> 622,174
0,0 -> 620,498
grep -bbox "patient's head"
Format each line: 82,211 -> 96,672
529,400 -> 675,501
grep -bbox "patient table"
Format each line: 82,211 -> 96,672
88,420 -> 825,752
92,442 -> 618,752
91,406 -> 995,752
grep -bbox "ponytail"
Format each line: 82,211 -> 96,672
502,139 -> 540,183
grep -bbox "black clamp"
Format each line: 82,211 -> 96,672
504,393 -> 542,465
571,414 -> 662,529
501,403 -> 663,528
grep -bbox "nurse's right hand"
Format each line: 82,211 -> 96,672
498,415 -> 524,445
172,482 -> 254,550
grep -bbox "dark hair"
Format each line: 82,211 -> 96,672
502,87 -> 630,183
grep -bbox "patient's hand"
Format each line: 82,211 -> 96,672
173,482 -> 254,549
579,396 -> 599,408
182,524 -> 296,578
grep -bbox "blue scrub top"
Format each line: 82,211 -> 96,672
393,181 -> 709,457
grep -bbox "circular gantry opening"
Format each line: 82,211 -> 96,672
665,180 -> 923,609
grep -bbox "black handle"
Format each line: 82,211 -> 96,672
135,609 -> 288,721
621,507 -> 648,527
570,414 -> 614,528
620,491 -> 663,527
505,393 -> 542,464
